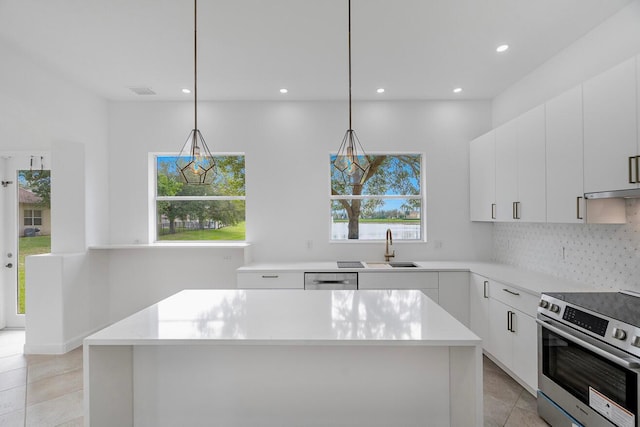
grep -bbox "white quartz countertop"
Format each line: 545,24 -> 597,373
238,261 -> 594,295
85,289 -> 480,346
237,261 -> 471,272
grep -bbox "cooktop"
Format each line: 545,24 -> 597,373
544,291 -> 640,328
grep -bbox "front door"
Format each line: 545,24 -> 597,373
1,153 -> 50,328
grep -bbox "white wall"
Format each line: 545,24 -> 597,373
493,0 -> 640,126
0,39 -> 109,246
25,252 -> 109,353
0,39 -> 110,349
108,100 -> 493,263
104,247 -> 246,321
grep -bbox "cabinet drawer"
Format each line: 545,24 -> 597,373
237,272 -> 303,289
358,272 -> 438,290
489,281 -> 538,317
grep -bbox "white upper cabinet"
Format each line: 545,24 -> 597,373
470,55 -> 639,224
495,106 -> 546,222
516,105 -> 546,222
583,57 -> 638,193
469,131 -> 496,221
495,119 -> 518,221
546,86 -> 584,223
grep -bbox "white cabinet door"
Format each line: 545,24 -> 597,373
438,272 -> 469,327
488,298 -> 513,368
546,86 -> 585,223
516,105 -> 546,222
495,120 -> 518,221
584,57 -> 638,193
358,272 -> 438,290
421,288 -> 439,303
511,311 -> 538,391
469,131 -> 496,221
487,285 -> 539,392
469,274 -> 489,343
237,272 -> 303,289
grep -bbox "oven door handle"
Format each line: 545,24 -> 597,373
537,319 -> 640,369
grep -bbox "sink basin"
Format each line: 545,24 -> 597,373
388,262 -> 418,268
364,262 -> 418,268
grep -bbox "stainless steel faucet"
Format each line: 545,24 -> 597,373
384,228 -> 395,261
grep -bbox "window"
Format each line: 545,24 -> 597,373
155,154 -> 245,241
24,209 -> 42,226
330,153 -> 423,241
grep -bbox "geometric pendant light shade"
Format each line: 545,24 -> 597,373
332,0 -> 370,187
176,0 -> 216,185
333,128 -> 370,186
176,129 -> 216,184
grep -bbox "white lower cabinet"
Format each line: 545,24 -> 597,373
469,274 -> 489,344
472,275 -> 538,392
511,311 -> 538,390
438,272 -> 469,327
237,272 -> 303,289
421,288 -> 439,303
488,298 -> 514,367
359,271 -> 440,301
359,271 -> 469,325
358,272 -> 438,290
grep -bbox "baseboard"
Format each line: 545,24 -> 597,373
24,324 -> 110,355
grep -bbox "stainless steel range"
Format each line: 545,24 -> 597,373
537,291 -> 640,427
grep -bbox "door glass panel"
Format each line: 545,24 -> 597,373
17,170 -> 51,314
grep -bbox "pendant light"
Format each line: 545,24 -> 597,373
176,0 -> 216,185
333,0 -> 370,187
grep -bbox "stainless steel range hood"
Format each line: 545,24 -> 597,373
584,188 -> 640,199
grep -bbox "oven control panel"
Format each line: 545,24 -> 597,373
539,297 -> 609,337
539,293 -> 640,358
562,306 -> 608,337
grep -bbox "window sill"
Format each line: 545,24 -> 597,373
89,242 -> 251,250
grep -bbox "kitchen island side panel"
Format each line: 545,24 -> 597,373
131,344 -> 462,427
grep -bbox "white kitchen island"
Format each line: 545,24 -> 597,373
84,289 -> 482,427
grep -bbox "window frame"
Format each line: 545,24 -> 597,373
329,151 -> 426,242
24,209 -> 43,226
151,152 -> 246,243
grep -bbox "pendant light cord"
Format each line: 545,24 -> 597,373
194,0 -> 198,131
348,0 -> 352,131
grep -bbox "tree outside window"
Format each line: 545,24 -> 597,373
155,155 -> 246,241
330,154 -> 423,240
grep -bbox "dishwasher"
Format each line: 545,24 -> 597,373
304,272 -> 358,290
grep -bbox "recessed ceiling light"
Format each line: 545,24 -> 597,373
496,44 -> 509,53
280,88 -> 288,94
453,87 -> 463,94
182,88 -> 191,94
376,88 -> 385,94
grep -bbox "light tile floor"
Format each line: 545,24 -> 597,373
483,356 -> 549,426
1,329 -> 547,426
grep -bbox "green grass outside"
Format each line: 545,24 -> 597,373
158,222 -> 246,241
18,235 -> 51,314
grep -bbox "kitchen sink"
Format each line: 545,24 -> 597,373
364,262 -> 418,268
388,262 -> 418,268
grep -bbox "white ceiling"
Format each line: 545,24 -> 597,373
0,0 -> 633,101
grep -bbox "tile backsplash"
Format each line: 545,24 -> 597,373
493,199 -> 640,292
